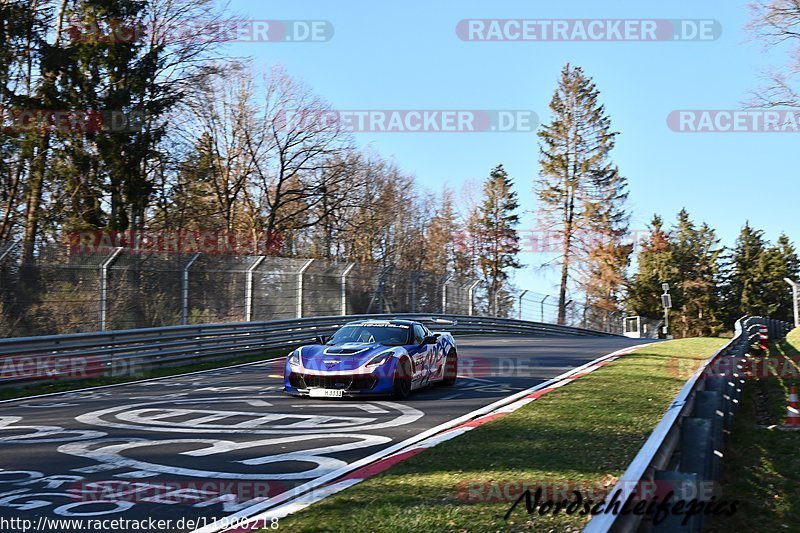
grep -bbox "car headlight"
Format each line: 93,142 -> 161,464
288,350 -> 301,368
365,350 -> 394,369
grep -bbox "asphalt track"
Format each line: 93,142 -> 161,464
0,335 -> 651,532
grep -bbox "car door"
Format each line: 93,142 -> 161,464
406,324 -> 428,385
425,325 -> 445,379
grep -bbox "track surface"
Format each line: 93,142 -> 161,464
0,335 -> 649,532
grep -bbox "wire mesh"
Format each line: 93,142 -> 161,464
0,241 -> 623,337
0,243 -> 482,337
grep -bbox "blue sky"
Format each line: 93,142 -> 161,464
224,0 -> 797,295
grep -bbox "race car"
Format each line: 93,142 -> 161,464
283,319 -> 458,398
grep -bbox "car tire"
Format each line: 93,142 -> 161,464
392,358 -> 412,399
441,350 -> 457,386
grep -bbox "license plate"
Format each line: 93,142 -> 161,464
309,388 -> 344,398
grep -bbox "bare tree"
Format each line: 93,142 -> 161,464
245,66 -> 355,248
747,0 -> 800,107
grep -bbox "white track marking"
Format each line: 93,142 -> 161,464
0,356 -> 285,406
75,397 -> 423,435
58,434 -> 391,480
191,344 -> 651,533
0,416 -> 106,444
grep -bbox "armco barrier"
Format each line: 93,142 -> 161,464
0,313 -> 618,390
583,315 -> 794,533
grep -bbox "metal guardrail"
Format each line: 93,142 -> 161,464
0,313 -> 619,390
584,315 -> 794,533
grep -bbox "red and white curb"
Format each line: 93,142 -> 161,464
200,343 -> 650,533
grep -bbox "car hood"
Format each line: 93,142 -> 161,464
299,343 -> 392,371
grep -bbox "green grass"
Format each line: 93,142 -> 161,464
267,338 -> 726,533
706,327 -> 800,533
0,349 -> 286,401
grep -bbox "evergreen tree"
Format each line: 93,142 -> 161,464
671,209 -> 724,337
476,165 -> 521,317
775,234 -> 800,322
722,226 -> 800,324
627,215 -> 677,318
723,222 -> 767,321
536,64 -> 625,324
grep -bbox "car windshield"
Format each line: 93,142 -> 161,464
326,324 -> 409,346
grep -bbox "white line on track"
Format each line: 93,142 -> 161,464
191,343 -> 652,533
0,356 -> 286,406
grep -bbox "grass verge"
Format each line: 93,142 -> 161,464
267,338 -> 726,533
0,349 -> 286,401
706,327 -> 800,533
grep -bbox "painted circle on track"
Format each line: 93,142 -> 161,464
75,397 -> 424,434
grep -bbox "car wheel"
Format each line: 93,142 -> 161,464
441,350 -> 457,386
393,358 -> 412,399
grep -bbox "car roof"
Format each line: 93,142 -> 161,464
343,319 -> 419,327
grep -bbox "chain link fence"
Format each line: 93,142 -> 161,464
0,242 -> 480,337
0,241 -> 624,337
517,290 -> 624,335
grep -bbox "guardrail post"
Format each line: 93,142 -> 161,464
99,247 -> 124,331
706,376 -> 734,430
693,390 -> 725,481
652,471 -> 704,532
296,259 -> 314,318
341,263 -> 355,316
181,253 -> 201,325
467,280 -> 480,316
245,256 -> 266,322
681,418 -> 714,482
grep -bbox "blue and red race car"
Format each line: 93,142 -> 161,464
283,319 -> 458,398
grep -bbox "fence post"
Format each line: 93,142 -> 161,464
467,280 -> 480,316
341,263 -> 355,316
181,253 -> 201,325
785,278 -> 799,328
296,259 -> 314,318
245,256 -> 266,322
540,295 -> 549,323
518,290 -> 528,320
99,247 -> 124,331
441,276 -> 453,314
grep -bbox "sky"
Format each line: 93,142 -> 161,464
220,0 -> 798,296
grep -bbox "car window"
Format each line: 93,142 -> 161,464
413,325 -> 425,344
327,324 -> 409,346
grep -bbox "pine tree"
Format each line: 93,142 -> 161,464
536,64 -> 624,324
671,209 -> 723,337
723,222 -> 767,321
476,165 -> 521,317
722,226 -> 800,324
627,215 -> 677,318
775,234 -> 800,322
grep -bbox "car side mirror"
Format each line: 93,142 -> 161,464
422,335 -> 438,345
315,335 -> 328,345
